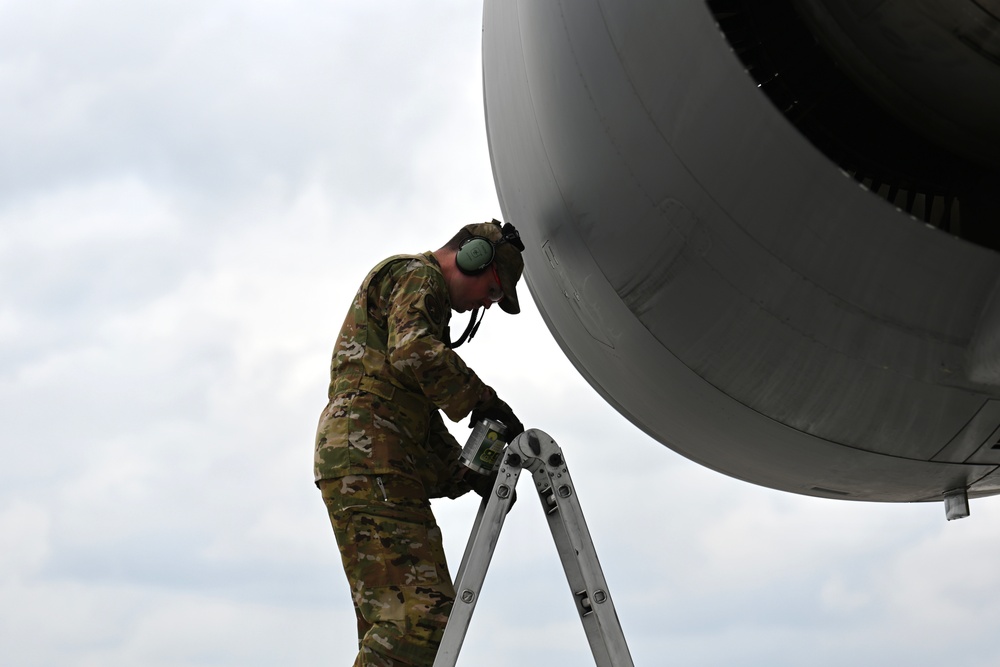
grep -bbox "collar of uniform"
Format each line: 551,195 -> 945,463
422,251 -> 452,313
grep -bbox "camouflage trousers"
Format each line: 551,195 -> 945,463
319,474 -> 456,667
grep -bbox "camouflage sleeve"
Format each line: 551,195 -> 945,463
423,410 -> 474,499
386,262 -> 488,421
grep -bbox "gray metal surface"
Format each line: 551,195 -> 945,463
514,431 -> 633,667
482,0 -> 1000,503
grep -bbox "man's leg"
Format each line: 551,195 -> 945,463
321,475 -> 456,667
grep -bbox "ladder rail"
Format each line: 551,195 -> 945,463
434,456 -> 521,666
532,461 -> 634,667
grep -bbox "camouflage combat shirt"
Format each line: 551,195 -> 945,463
314,252 -> 489,489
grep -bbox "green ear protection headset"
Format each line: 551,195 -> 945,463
447,221 -> 524,349
456,237 -> 496,275
455,221 -> 524,275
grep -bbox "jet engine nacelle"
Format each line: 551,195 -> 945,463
482,0 -> 1000,503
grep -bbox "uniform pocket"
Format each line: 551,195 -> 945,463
347,511 -> 445,589
345,391 -> 427,473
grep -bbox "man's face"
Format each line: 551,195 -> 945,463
451,264 -> 505,313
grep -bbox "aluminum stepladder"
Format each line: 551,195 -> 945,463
433,429 -> 634,667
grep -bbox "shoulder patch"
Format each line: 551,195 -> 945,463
425,294 -> 443,325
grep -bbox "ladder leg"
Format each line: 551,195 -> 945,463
433,453 -> 522,667
523,432 -> 635,667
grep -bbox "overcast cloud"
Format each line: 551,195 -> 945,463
2,2 -> 999,666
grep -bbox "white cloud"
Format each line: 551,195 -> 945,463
0,501 -> 50,580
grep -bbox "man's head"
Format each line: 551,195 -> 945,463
442,220 -> 525,314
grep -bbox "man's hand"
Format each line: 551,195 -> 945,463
469,390 -> 524,441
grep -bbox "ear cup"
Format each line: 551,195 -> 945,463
456,237 -> 495,274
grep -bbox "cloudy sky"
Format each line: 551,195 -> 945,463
3,1 -> 1000,666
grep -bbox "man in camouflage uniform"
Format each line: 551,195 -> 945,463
316,221 -> 526,667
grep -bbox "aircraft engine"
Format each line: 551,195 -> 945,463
482,0 -> 1000,506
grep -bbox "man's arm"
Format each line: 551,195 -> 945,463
386,264 -> 489,421
422,410 -> 475,499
